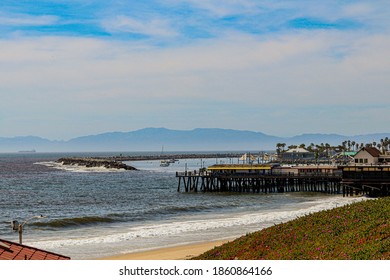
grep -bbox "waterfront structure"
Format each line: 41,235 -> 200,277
176,164 -> 342,194
352,147 -> 390,165
280,147 -> 315,163
331,151 -> 357,165
176,159 -> 390,197
341,165 -> 390,197
238,153 -> 257,164
276,165 -> 340,176
207,164 -> 275,174
353,147 -> 381,165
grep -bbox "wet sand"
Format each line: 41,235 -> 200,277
98,239 -> 232,260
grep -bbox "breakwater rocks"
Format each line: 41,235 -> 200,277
109,153 -> 243,162
57,158 -> 137,170
56,153 -> 243,170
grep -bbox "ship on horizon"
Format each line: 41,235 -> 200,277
18,149 -> 36,153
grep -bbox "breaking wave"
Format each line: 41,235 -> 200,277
33,216 -> 117,228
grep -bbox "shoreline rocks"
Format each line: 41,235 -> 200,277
57,157 -> 137,170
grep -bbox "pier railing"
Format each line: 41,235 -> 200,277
176,170 -> 211,177
176,171 -> 341,178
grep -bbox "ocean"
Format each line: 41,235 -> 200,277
0,152 -> 368,259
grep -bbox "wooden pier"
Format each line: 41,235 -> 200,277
341,166 -> 390,197
176,171 -> 342,194
176,164 -> 343,195
176,164 -> 390,197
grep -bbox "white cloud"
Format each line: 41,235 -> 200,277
1,14 -> 390,138
0,14 -> 58,26
342,3 -> 374,17
175,0 -> 260,17
102,15 -> 178,37
1,30 -> 389,103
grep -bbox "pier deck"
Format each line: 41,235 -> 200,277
176,171 -> 342,194
177,164 -> 390,197
341,166 -> 390,197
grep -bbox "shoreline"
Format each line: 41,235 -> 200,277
94,196 -> 369,261
97,239 -> 233,260
36,196 -> 368,260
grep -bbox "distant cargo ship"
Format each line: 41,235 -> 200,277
18,149 -> 36,153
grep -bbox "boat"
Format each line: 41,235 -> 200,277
160,160 -> 170,167
18,149 -> 36,153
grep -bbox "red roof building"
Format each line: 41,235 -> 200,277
0,238 -> 70,260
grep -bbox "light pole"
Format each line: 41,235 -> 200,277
11,215 -> 47,244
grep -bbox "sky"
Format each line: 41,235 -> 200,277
0,0 -> 389,140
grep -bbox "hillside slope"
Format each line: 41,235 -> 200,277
193,198 -> 390,260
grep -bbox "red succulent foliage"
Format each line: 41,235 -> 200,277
193,197 -> 390,260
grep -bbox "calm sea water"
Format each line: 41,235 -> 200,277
0,152 -> 368,259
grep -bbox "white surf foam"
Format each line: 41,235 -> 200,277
29,196 -> 371,258
35,161 -> 127,173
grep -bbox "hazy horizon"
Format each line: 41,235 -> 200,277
1,127 -> 390,153
1,127 -> 390,142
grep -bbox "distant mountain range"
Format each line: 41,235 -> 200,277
1,128 -> 390,153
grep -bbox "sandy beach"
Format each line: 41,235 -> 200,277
98,239 -> 232,260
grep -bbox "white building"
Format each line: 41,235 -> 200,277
353,147 -> 381,165
282,147 -> 315,161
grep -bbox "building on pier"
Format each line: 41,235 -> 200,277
207,164 -> 276,174
280,147 -> 315,162
274,165 -> 340,176
337,147 -> 390,196
176,149 -> 390,197
352,147 -> 390,165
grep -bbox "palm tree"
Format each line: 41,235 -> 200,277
342,141 -> 347,151
276,143 -> 286,155
325,143 -> 331,157
276,143 -> 283,155
307,143 -> 315,152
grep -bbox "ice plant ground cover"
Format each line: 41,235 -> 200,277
193,197 -> 390,260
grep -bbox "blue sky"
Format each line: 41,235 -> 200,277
1,0 -> 389,140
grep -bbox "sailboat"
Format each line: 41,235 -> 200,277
160,160 -> 170,167
160,145 -> 170,167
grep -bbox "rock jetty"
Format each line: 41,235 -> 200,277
109,153 -> 243,162
57,157 -> 137,170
